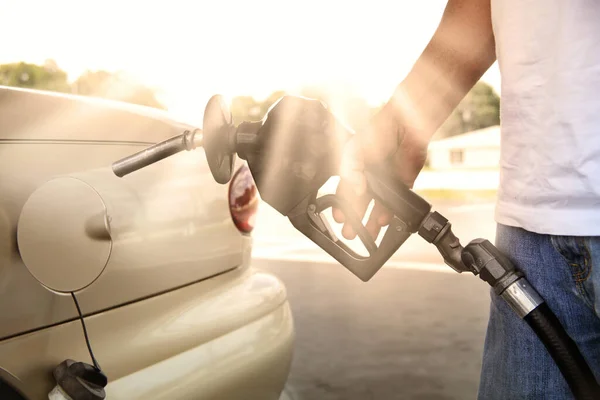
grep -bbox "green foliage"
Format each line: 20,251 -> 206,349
0,60 -> 70,93
435,81 -> 500,139
72,70 -> 166,110
0,61 -> 165,110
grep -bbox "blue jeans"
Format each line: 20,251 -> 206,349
478,224 -> 600,399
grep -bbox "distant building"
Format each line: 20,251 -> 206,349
427,125 -> 500,170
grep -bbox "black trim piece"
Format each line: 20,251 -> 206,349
0,266 -> 238,342
0,381 -> 27,400
0,368 -> 29,400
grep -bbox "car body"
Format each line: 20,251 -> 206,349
0,86 -> 294,399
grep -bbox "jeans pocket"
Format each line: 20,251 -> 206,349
550,235 -> 594,308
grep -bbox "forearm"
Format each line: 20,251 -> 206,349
391,0 -> 496,138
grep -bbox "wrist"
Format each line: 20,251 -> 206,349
386,81 -> 435,145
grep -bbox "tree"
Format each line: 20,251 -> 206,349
0,60 -> 70,92
72,70 -> 166,110
435,81 -> 500,139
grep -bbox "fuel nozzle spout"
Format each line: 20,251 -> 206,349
111,129 -> 202,178
111,94 -> 241,182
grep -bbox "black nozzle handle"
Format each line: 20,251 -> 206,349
363,166 -> 432,233
288,195 -> 411,282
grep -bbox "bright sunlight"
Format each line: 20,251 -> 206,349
0,0 -> 500,124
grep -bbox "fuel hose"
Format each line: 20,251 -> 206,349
524,303 -> 600,400
462,239 -> 600,400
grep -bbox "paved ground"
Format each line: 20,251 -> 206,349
252,200 -> 498,400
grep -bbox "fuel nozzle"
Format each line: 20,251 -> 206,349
110,94 -> 233,180
200,94 -> 478,281
200,95 -> 421,281
110,93 -> 491,283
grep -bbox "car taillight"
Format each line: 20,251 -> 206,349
228,164 -> 259,234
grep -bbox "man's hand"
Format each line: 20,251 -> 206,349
332,97 -> 430,241
331,0 -> 496,242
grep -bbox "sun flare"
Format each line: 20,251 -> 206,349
1,0 -> 500,124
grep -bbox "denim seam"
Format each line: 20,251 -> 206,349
580,239 -> 593,282
571,262 -> 587,280
552,237 -> 569,260
550,236 -> 595,309
578,239 -> 595,310
574,238 -> 594,309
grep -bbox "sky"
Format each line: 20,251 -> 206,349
0,0 -> 500,123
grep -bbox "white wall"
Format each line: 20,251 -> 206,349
428,146 -> 500,170
414,170 -> 500,190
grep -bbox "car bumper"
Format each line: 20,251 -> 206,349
0,267 -> 295,400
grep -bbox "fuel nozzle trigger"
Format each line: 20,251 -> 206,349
287,190 -> 413,282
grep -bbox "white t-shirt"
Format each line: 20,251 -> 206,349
491,0 -> 600,236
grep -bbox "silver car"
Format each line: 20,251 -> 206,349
0,86 -> 294,399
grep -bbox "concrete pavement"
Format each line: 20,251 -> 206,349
257,259 -> 491,400
253,199 -> 498,399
